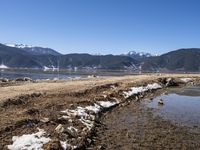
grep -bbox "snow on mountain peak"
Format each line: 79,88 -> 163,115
127,51 -> 152,57
5,43 -> 33,48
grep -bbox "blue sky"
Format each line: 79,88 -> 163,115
0,0 -> 200,55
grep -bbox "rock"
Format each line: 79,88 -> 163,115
158,99 -> 164,105
97,145 -> 106,150
0,78 -> 9,82
26,108 -> 39,115
15,78 -> 25,82
40,117 -> 50,123
55,124 -> 64,133
31,92 -> 42,98
87,138 -> 92,144
158,77 -> 178,87
23,77 -> 32,81
44,140 -> 63,150
166,78 -> 177,87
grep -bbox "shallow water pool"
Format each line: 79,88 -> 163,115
145,86 -> 200,127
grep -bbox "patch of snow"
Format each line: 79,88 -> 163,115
60,141 -> 77,150
97,101 -> 118,108
61,100 -> 119,130
0,63 -> 8,69
180,78 -> 193,82
7,128 -> 51,150
61,107 -> 95,129
5,43 -> 33,48
85,104 -> 101,113
146,83 -> 162,90
124,83 -> 162,98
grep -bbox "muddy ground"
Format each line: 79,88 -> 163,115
88,89 -> 200,150
0,74 -> 200,149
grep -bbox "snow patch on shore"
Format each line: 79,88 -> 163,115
60,100 -> 119,149
8,128 -> 50,150
61,99 -> 119,130
97,101 -> 118,108
180,78 -> 193,82
124,83 -> 162,98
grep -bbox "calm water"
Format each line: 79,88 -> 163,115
0,69 -> 136,80
145,86 -> 200,127
0,70 -> 83,80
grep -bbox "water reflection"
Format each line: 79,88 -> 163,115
146,86 -> 200,127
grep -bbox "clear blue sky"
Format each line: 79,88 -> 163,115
0,0 -> 200,55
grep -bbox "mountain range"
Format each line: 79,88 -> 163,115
0,43 -> 200,72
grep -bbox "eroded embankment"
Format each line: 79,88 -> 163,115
0,76 -> 199,149
88,78 -> 200,150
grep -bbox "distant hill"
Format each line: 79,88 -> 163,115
59,54 -> 138,69
0,44 -> 42,68
0,44 -> 138,70
141,48 -> 200,72
5,44 -> 61,56
1,43 -> 200,72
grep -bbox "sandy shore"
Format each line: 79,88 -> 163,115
0,73 -> 200,149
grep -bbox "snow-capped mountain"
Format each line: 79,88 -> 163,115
5,43 -> 33,48
5,43 -> 61,56
124,51 -> 154,60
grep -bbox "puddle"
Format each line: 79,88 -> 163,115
145,86 -> 200,127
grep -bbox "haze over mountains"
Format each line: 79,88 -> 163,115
0,43 -> 200,72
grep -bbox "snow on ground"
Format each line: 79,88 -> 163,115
85,103 -> 101,113
180,78 -> 193,82
124,83 -> 162,98
60,141 -> 77,150
60,100 -> 119,149
97,101 -> 118,108
7,128 -> 51,150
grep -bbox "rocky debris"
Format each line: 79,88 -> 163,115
158,78 -> 178,87
97,145 -> 106,150
0,78 -> 9,82
40,117 -> 50,123
0,77 -> 34,85
55,124 -> 64,133
23,77 -> 33,81
26,108 -> 39,115
12,77 -> 33,82
1,93 -> 42,107
43,140 -> 63,150
158,99 -> 164,105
